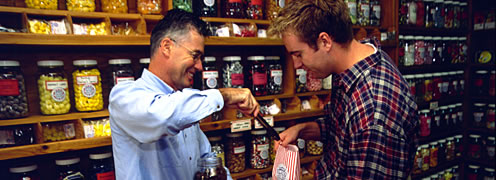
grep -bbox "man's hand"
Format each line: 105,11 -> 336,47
219,88 -> 260,117
274,122 -> 320,151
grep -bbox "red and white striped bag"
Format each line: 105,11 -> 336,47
272,145 -> 301,180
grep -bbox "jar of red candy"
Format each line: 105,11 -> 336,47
468,134 -> 482,159
424,36 -> 434,65
250,130 -> 270,169
490,70 -> 495,96
416,0 -> 425,27
420,109 -> 431,137
247,56 -> 267,96
246,0 -> 263,19
414,36 -> 426,65
444,1 -> 454,28
432,72 -> 443,100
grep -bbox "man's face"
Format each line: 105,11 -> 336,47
282,32 -> 332,79
168,31 -> 204,90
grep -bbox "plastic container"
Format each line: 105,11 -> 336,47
407,0 -> 417,25
137,0 -> 161,14
224,0 -> 245,18
424,36 -> 434,64
432,73 -> 442,100
222,56 -> 244,88
454,134 -> 462,157
37,60 -> 71,115
446,137 -> 455,161
194,157 -> 227,180
109,59 -> 134,88
246,0 -> 263,19
0,60 -> 29,120
413,146 -> 422,174
443,1 -> 453,28
420,109 -> 431,137
101,0 -> 128,13
250,130 -> 269,169
295,68 -> 307,93
474,70 -> 489,96
0,125 -> 35,148
208,136 -> 225,167
201,56 -> 219,90
322,74 -> 332,90
423,73 -> 433,102
429,141 -> 438,167
72,60 -> 104,112
415,0 -> 425,27
487,136 -> 495,161
56,157 -> 84,180
266,56 -> 283,95
485,168 -> 495,180
226,133 -> 245,173
42,121 -> 76,142
431,108 -> 441,132
89,152 -> 115,180
248,56 -> 267,96
66,0 -> 95,12
468,134 -> 482,159
467,165 -> 481,180
414,36 -> 426,65
9,164 -> 40,180
473,103 -> 487,128
25,0 -> 57,9
434,0 -> 444,28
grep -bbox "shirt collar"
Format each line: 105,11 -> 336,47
336,37 -> 382,93
141,68 -> 175,94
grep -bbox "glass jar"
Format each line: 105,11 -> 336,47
440,72 -> 450,96
37,60 -> 70,115
9,164 -> 40,180
455,103 -> 462,125
441,37 -> 451,64
413,146 -> 422,174
137,58 -> 150,79
425,0 -> 435,27
414,36 -> 426,65
434,0 -> 444,28
420,109 -> 431,137
202,57 -> 220,90
449,104 -> 458,126
0,60 -> 28,120
295,68 -> 307,93
224,0 -> 245,18
109,59 -> 134,88
447,71 -> 457,96
439,106 -> 448,128
173,0 -> 192,12
414,74 -> 425,103
72,60 -> 103,112
421,144 -> 430,171
137,0 -> 161,14
0,125 -> 35,148
459,2 -> 467,29
488,104 -> 495,130
297,138 -> 305,158
429,141 -> 438,167
222,56 -> 244,88
209,136 -> 225,167
25,0 -> 57,9
266,56 -> 283,95
432,73 -> 442,100
306,140 -> 324,156
407,0 -> 418,25
194,157 -> 227,180
485,168 -> 495,180
449,37 -> 459,63
443,1 -> 453,28
454,134 -> 462,157
487,136 -> 495,161
432,36 -> 443,64
423,73 -> 433,102
431,108 -> 441,132
473,103 -> 487,128
358,0 -> 370,26
399,35 -> 405,66
456,70 -> 464,96
89,152 -> 115,180
424,36 -> 434,64
266,0 -> 284,21
446,136 -> 455,161
437,139 -> 446,164
490,70 -> 495,96
416,0 -> 425,27
445,104 -> 453,128
452,165 -> 460,180
246,0 -> 263,19
270,127 -> 285,163
101,0 -> 127,13
399,0 -> 408,25
195,0 -> 217,17
66,0 -> 95,12
306,71 -> 322,92
404,35 -> 415,67
247,56 -> 267,96
370,0 -> 380,26
467,165 -> 480,180
468,134 -> 482,159
250,130 -> 269,169
226,133 -> 245,173
452,1 -> 460,28
56,157 -> 84,180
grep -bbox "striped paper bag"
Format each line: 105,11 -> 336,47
272,144 -> 301,180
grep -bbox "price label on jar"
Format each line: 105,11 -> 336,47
254,116 -> 274,129
430,101 -> 439,110
76,75 -> 98,85
231,119 -> 251,132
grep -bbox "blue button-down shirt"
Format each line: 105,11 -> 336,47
109,69 -> 224,180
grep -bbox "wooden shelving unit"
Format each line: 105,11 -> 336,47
231,155 -> 321,179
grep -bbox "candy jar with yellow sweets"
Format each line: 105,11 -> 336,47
72,60 -> 103,112
25,0 -> 58,10
137,0 -> 162,14
37,60 -> 71,115
100,0 -> 128,13
66,0 -> 95,12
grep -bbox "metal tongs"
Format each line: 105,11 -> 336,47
254,113 -> 281,141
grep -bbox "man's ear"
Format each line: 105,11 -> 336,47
160,38 -> 173,55
318,32 -> 333,51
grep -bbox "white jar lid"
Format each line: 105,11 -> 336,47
455,103 -> 462,107
415,36 -> 425,40
434,0 -> 443,3
109,59 -> 131,65
433,72 -> 442,76
441,72 -> 449,76
474,103 -> 486,107
429,141 -> 438,146
89,152 -> 112,160
456,70 -> 464,74
433,36 -> 442,40
485,168 -> 495,172
247,56 -> 265,61
438,139 -> 446,143
404,75 -> 414,79
38,60 -> 64,67
458,37 -> 467,41
447,137 -> 454,141
488,136 -> 495,141
73,60 -> 97,66
476,70 -> 488,74
424,36 -> 433,40
421,144 -> 429,148
440,106 -> 448,110
460,2 -> 467,6
251,129 -> 267,135
398,35 -> 404,39
469,134 -> 481,138
9,164 -> 37,173
404,35 -> 414,40
489,104 -> 495,108
448,71 -> 457,75
454,134 -> 462,138
139,58 -> 150,64
223,56 -> 241,62
55,157 -> 80,166
421,109 -> 430,113
448,104 -> 456,108
274,127 -> 286,132
265,56 -> 280,61
442,37 -> 451,40
204,56 -> 216,62
226,133 -> 243,138
450,37 -> 458,41
469,165 -> 480,169
444,1 -> 452,4
0,60 -> 20,66
452,1 -> 459,5
424,73 -> 433,77
208,136 -> 222,141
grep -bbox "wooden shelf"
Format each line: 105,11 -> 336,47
0,136 -> 111,160
467,127 -> 496,136
200,109 -> 325,132
399,63 -> 466,74
411,158 -> 461,180
205,36 -> 283,46
465,157 -> 496,168
255,93 -> 295,101
399,26 -> 469,36
295,90 -> 332,97
418,128 -> 462,145
0,110 -> 109,126
231,155 -> 321,179
201,17 -> 271,25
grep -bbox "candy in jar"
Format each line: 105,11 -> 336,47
195,0 -> 217,17
66,0 -> 95,12
0,60 -> 29,120
222,56 -> 244,88
248,56 -> 267,96
295,68 -> 307,93
101,0 -> 128,13
224,0 -> 245,18
137,0 -> 162,14
25,0 -> 57,9
266,56 -> 283,95
250,130 -> 270,169
226,133 -> 245,173
306,70 -> 322,92
246,0 -> 263,20
266,0 -> 284,21
72,60 -> 103,112
37,60 -> 70,115
347,0 -> 358,24
358,0 -> 370,26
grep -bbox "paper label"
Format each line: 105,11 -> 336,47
231,73 -> 244,86
115,77 -> 134,85
0,130 -> 15,145
96,171 -> 115,180
254,116 -> 274,129
45,80 -> 68,90
231,119 -> 251,132
234,146 -> 245,154
64,123 -> 75,138
0,79 -> 19,96
76,75 -> 98,85
430,101 -> 439,110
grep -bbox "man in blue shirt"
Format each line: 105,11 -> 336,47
109,9 -> 260,179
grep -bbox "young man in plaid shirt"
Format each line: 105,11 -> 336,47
269,0 -> 419,179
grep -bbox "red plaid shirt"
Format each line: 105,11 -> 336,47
315,38 -> 419,179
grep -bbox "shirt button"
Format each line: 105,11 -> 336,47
189,157 -> 192,160
217,105 -> 220,109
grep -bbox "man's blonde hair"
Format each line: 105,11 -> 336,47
268,0 -> 353,50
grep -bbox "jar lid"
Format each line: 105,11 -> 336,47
438,139 -> 446,143
458,37 -> 467,41
204,56 -> 216,62
440,106 -> 448,110
109,59 -> 131,65
492,70 -> 496,74
455,103 -> 462,107
251,129 -> 267,135
421,109 -> 430,113
403,74 -> 414,79
441,72 -> 449,76
442,37 -> 451,40
456,70 -> 464,74
421,144 -> 429,148
489,104 -> 495,108
485,168 -> 495,172
89,152 -> 112,160
223,56 -> 241,62
404,35 -> 414,40
414,74 -> 425,78
454,134 -> 462,138
9,164 -> 37,173
448,104 -> 456,108
265,56 -> 281,61
415,36 -> 425,40
476,70 -> 488,74
430,174 -> 438,178
424,36 -> 433,40
0,60 -> 20,66
37,60 -> 64,67
474,103 -> 486,107
226,132 -> 242,138
434,0 -> 443,3
444,1 -> 452,4
55,157 -> 80,166
450,37 -> 458,40
139,58 -> 150,64
469,134 -> 481,138
424,0 -> 433,2
73,60 -> 97,66
398,35 -> 404,39
429,141 -> 438,146
469,165 -> 480,169
424,73 -> 433,77
247,56 -> 265,61
274,127 -> 286,132
488,136 -> 495,141
433,72 -> 442,76
452,1 -> 459,5
460,2 -> 467,6
433,36 -> 442,40
208,136 -> 222,141
447,137 -> 454,141
448,71 -> 457,75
